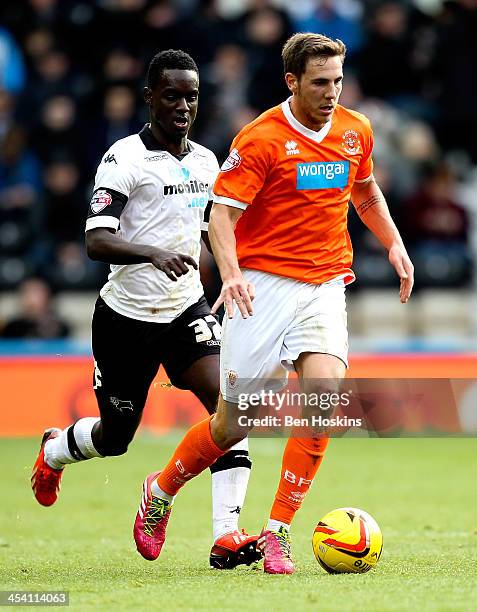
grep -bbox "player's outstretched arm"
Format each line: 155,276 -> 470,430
85,227 -> 197,282
209,204 -> 255,319
351,177 -> 414,303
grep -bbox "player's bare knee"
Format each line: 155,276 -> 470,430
301,381 -> 344,422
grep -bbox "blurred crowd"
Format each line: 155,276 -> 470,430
1,0 -> 476,336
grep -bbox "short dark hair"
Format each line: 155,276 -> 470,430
147,49 -> 198,89
282,33 -> 346,80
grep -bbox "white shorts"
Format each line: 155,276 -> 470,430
220,269 -> 349,402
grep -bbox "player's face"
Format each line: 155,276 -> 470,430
145,69 -> 199,142
286,55 -> 343,130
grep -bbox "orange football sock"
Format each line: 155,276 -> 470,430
269,435 -> 329,526
156,416 -> 224,496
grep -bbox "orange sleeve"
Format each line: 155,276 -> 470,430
213,130 -> 269,207
355,119 -> 374,182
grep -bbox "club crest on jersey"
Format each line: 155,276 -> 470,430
221,148 -> 241,172
227,370 -> 238,388
90,189 -> 112,213
341,130 -> 361,155
285,140 -> 300,155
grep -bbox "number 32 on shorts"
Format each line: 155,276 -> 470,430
188,315 -> 221,343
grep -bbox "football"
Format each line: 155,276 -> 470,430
312,507 -> 383,574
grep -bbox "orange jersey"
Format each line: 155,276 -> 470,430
213,100 -> 374,284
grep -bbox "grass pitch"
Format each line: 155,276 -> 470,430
0,435 -> 476,611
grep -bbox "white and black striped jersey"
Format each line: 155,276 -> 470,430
85,125 -> 220,323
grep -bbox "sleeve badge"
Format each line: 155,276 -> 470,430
220,148 -> 242,172
90,189 -> 112,214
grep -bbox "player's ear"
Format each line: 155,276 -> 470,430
143,87 -> 152,106
285,73 -> 298,95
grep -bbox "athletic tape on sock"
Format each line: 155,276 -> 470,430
73,417 -> 103,459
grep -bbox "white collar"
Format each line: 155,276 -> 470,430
281,97 -> 332,143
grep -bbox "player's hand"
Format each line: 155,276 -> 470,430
388,244 -> 414,303
150,249 -> 198,282
211,276 -> 255,319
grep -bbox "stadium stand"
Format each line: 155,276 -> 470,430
0,0 -> 475,345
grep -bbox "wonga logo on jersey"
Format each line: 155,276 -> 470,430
296,161 -> 349,191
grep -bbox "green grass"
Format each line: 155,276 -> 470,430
0,436 -> 476,611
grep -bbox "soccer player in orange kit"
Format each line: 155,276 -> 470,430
133,33 -> 414,574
